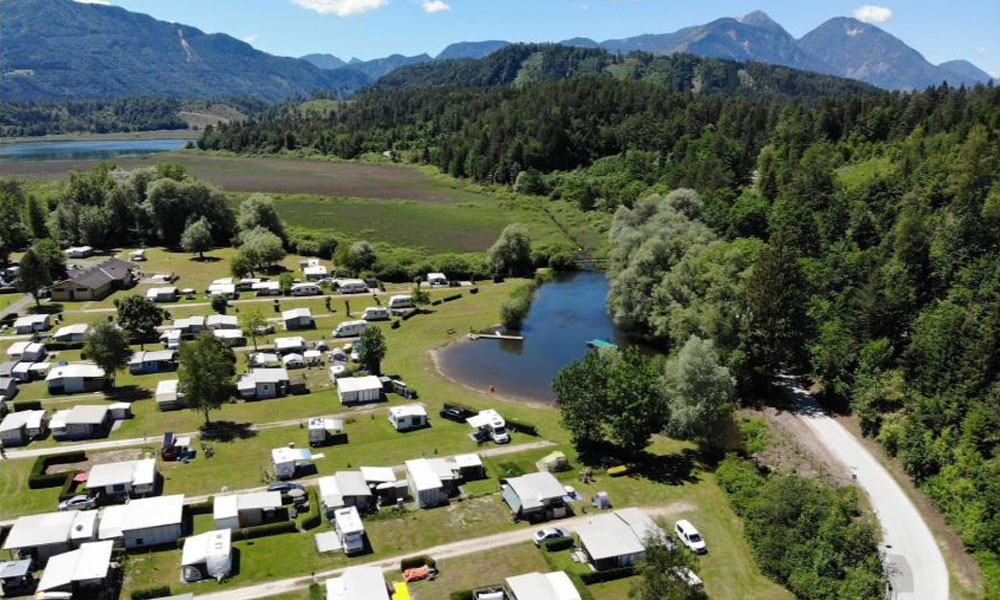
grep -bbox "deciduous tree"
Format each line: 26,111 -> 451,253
83,321 -> 132,389
357,325 -> 387,375
179,333 -> 236,427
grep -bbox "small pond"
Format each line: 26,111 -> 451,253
0,138 -> 188,162
436,270 -> 636,403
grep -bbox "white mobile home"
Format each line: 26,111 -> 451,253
250,352 -> 281,368
361,306 -> 390,321
11,360 -> 51,382
213,491 -> 282,529
46,364 -> 106,394
274,336 -> 307,354
237,278 -> 261,291
271,447 -> 316,479
7,341 -> 46,362
405,459 -> 447,508
156,379 -> 184,411
318,471 -> 372,515
160,329 -> 182,349
388,405 -> 428,431
146,287 -> 179,302
65,246 -> 94,259
304,265 -> 328,280
290,283 -> 321,296
388,294 -> 414,310
120,494 -> 185,548
0,410 -> 47,446
505,571 -> 581,600
575,508 -> 664,570
207,283 -> 236,297
181,529 -> 232,583
52,323 -> 90,343
173,316 -> 206,336
128,349 -> 177,375
325,566 -> 391,600
336,375 -> 382,405
282,308 -> 314,330
86,458 -> 158,499
253,281 -> 281,296
129,249 -> 146,262
333,319 -> 367,338
55,405 -> 110,440
2,510 -> 97,562
336,279 -> 368,294
0,377 -> 17,402
501,472 -> 568,522
333,506 -> 366,555
212,329 -> 246,346
237,368 -> 290,399
36,540 -> 114,594
13,314 -> 51,334
309,417 -> 344,447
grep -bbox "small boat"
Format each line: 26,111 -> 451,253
586,339 -> 618,350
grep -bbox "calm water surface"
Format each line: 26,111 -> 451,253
437,271 -> 636,403
0,139 -> 187,162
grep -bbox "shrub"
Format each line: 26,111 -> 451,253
400,555 -> 437,571
29,452 -> 87,489
297,488 -> 321,531
57,474 -> 83,501
308,583 -> 323,600
499,280 -> 539,330
12,400 -> 42,412
131,585 -> 172,600
391,320 -> 401,329
187,499 -> 214,515
541,536 -> 574,552
231,520 -> 297,541
431,299 -> 442,306
43,341 -> 83,351
469,287 -> 479,294
449,591 -> 475,600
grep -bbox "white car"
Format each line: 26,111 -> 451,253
532,527 -> 570,547
674,520 -> 707,554
58,494 -> 95,511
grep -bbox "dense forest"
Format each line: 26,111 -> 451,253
203,64 -> 1000,595
0,97 -> 268,137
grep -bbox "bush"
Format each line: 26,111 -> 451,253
308,583 -> 323,600
449,591 -> 475,600
391,320 -> 400,329
43,341 -> 83,351
297,488 -> 321,531
188,498 -> 214,515
541,536 -> 574,552
400,555 -> 436,571
500,280 -> 539,330
12,400 -> 42,412
578,566 -> 635,584
231,520 -> 297,541
469,287 -> 478,294
442,293 -> 462,302
131,586 -> 172,600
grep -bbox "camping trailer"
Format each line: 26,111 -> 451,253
333,507 -> 366,555
388,295 -> 414,310
308,417 -> 344,447
333,320 -> 367,338
388,405 -> 427,431
361,306 -> 390,321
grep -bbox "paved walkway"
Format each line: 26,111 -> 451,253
194,502 -> 688,600
785,380 -> 949,600
58,290 -> 388,316
0,293 -> 31,320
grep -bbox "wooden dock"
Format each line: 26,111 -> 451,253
468,332 -> 524,341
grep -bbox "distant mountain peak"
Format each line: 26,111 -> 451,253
740,10 -> 784,32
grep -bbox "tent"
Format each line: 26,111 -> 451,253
535,451 -> 569,473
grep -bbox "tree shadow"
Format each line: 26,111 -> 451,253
107,385 -> 152,401
30,303 -> 63,314
189,256 -> 222,263
575,440 -> 702,486
200,421 -> 256,442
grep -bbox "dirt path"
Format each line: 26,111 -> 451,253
193,502 -> 692,600
58,290 -> 388,315
782,380 -> 948,600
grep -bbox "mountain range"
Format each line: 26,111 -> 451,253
1,0 -> 994,103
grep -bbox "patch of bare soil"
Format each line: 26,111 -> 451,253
47,448 -> 144,474
835,414 -> 985,599
741,407 -> 853,487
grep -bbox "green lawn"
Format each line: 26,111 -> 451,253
409,542 -> 551,600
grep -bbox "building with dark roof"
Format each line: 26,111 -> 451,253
50,258 -> 136,301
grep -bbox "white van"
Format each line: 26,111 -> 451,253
361,306 -> 390,321
388,294 -> 414,310
290,283 -> 321,296
674,520 -> 707,554
333,320 -> 368,338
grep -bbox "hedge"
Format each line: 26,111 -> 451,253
43,341 -> 83,351
469,287 -> 479,294
442,293 -> 462,302
431,299 -> 442,306
297,488 -> 321,531
578,566 -> 635,584
231,520 -> 297,541
308,583 -> 323,600
12,400 -> 42,412
130,585 -> 172,600
506,419 -> 538,437
540,536 -> 574,552
57,475 -> 83,501
401,309 -> 419,321
400,555 -> 436,571
449,591 -> 475,600
29,451 -> 87,489
188,498 -> 214,515
391,320 -> 401,329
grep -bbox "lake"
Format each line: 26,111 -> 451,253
0,138 -> 187,162
436,271 -> 635,403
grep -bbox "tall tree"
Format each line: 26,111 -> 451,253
16,240 -> 66,306
357,325 -> 387,375
239,308 -> 268,351
629,532 -> 705,600
83,321 -> 132,389
114,295 -> 167,346
181,217 -> 214,260
487,224 -> 533,277
22,195 -> 50,240
553,349 -> 614,448
665,335 -> 737,450
235,226 -> 285,275
179,333 -> 236,427
236,194 -> 285,241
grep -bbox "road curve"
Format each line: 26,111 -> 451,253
787,382 -> 948,600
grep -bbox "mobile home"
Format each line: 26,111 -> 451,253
308,417 -> 344,447
336,375 -> 382,405
290,283 -> 321,296
388,294 -> 414,310
333,320 -> 367,338
52,323 -> 90,344
46,364 -> 106,394
128,349 -> 177,375
237,368 -> 289,399
304,265 -> 328,280
361,306 -> 390,321
253,281 -> 281,296
6,342 -> 46,362
86,458 -> 158,499
282,308 -> 314,330
333,506 -> 366,555
206,314 -> 239,330
146,287 -> 178,303
271,447 -> 316,479
318,471 -> 373,515
13,314 -> 51,334
405,459 -> 447,508
213,492 -> 282,529
388,405 -> 427,431
0,410 -> 47,446
426,272 -> 449,287
181,529 -> 232,583
336,279 -> 368,294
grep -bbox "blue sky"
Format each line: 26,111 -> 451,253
81,0 -> 999,76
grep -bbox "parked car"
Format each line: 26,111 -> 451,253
58,494 -> 96,511
668,566 -> 703,587
439,406 -> 471,423
532,527 -> 571,547
674,520 -> 707,554
267,481 -> 306,493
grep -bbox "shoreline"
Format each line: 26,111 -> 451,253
428,337 -> 556,411
0,129 -> 199,144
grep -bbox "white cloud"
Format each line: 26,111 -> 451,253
853,5 -> 893,24
242,34 -> 260,44
74,0 -> 111,4
291,0 -> 388,17
421,0 -> 450,13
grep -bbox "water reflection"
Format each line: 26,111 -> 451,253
1,138 -> 188,162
